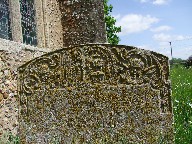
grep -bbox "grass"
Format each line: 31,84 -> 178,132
0,132 -> 20,144
170,65 -> 192,144
0,65 -> 192,143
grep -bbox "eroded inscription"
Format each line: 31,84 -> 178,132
18,44 -> 173,143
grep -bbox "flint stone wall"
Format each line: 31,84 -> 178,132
58,0 -> 107,46
0,38 -> 51,137
5,0 -> 107,49
18,44 -> 174,143
35,0 -> 107,49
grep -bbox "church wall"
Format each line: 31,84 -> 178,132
0,0 -> 107,137
0,38 -> 51,137
42,0 -> 64,49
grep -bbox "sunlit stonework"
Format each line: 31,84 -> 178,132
18,44 -> 173,143
0,0 -> 174,143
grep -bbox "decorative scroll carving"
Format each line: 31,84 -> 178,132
0,0 -> 12,40
20,0 -> 37,46
18,44 -> 173,143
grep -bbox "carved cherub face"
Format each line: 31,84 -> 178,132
128,58 -> 145,84
85,52 -> 106,83
130,58 -> 145,69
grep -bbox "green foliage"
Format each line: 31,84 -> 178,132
185,55 -> 192,68
170,58 -> 184,64
169,58 -> 186,69
104,0 -> 121,45
170,65 -> 192,144
0,132 -> 20,144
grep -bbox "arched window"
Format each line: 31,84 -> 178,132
0,0 -> 12,40
20,0 -> 37,46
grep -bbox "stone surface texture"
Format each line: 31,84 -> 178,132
0,38 -> 51,137
37,0 -> 107,49
0,0 -> 107,139
18,44 -> 173,143
58,0 -> 107,47
9,0 -> 23,43
0,0 -> 174,143
7,0 -> 107,49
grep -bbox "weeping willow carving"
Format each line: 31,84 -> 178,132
18,44 -> 173,143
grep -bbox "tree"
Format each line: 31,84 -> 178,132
169,58 -> 183,64
104,0 -> 121,45
185,55 -> 192,68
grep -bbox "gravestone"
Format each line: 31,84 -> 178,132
18,44 -> 173,143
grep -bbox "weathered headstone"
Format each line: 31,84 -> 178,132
18,44 -> 173,143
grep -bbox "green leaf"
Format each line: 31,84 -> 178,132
104,0 -> 121,45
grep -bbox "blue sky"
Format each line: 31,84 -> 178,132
109,0 -> 192,60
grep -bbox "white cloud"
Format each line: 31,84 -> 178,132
137,45 -> 155,51
152,34 -> 192,59
153,0 -> 169,5
169,46 -> 192,60
139,0 -> 149,3
153,33 -> 171,42
153,33 -> 190,42
112,14 -> 121,20
138,0 -> 170,5
116,14 -> 159,36
151,25 -> 172,32
137,44 -> 170,58
184,46 -> 192,52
